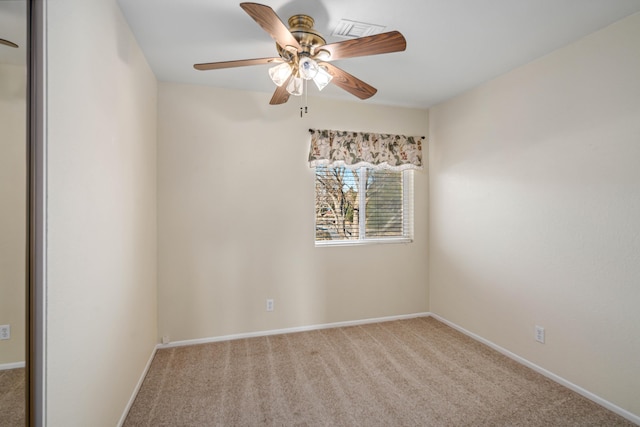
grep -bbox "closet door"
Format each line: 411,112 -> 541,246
0,0 -> 27,425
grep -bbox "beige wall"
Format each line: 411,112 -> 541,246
0,63 -> 26,364
429,12 -> 640,417
158,83 -> 429,342
47,0 -> 158,425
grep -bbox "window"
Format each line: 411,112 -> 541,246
315,166 -> 413,245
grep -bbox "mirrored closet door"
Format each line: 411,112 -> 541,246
0,0 -> 27,425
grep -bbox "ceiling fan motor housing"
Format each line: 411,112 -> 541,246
277,14 -> 326,58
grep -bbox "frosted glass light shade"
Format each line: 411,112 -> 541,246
268,62 -> 292,87
286,76 -> 303,96
313,66 -> 333,91
299,57 -> 319,80
314,49 -> 330,62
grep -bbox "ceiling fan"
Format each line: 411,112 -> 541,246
194,2 -> 406,105
0,38 -> 18,48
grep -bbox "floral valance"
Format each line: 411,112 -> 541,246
308,129 -> 424,171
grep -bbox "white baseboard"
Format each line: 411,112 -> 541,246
429,313 -> 640,426
159,312 -> 431,349
117,345 -> 158,427
0,361 -> 26,371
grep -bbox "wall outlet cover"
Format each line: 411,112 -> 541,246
0,324 -> 10,340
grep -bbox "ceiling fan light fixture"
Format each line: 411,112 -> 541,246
286,75 -> 304,96
299,57 -> 319,80
313,66 -> 333,91
268,62 -> 292,86
313,49 -> 331,61
194,3 -> 407,106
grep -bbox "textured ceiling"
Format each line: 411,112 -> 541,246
3,1 -> 640,107
117,0 -> 640,108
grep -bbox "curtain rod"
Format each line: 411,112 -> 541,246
309,129 -> 425,139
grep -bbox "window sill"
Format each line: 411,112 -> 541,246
315,237 -> 413,247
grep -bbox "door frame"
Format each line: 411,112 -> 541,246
27,0 -> 46,425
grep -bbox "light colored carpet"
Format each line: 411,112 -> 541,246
0,368 -> 25,427
124,317 -> 636,426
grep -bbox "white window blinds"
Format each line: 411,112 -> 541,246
315,166 -> 413,244
310,129 -> 420,245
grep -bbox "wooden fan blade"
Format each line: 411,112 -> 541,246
316,31 -> 406,61
322,63 -> 377,100
240,3 -> 302,52
194,57 -> 282,71
269,75 -> 292,105
0,38 -> 19,48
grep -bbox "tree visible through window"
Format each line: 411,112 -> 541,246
315,166 -> 413,244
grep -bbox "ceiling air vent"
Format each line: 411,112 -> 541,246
332,19 -> 386,39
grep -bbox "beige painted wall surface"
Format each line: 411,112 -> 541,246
47,0 -> 158,425
158,83 -> 428,342
0,63 -> 25,364
429,13 -> 640,417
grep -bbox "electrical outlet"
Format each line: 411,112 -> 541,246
0,324 -> 10,340
161,335 -> 170,344
535,325 -> 545,343
266,299 -> 274,312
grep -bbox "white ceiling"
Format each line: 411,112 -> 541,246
117,0 -> 640,108
4,1 -> 640,107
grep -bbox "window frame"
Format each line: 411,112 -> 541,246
314,166 -> 414,247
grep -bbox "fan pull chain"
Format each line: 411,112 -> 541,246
300,79 -> 309,118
